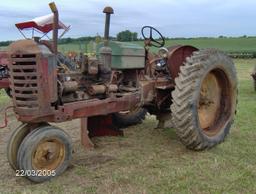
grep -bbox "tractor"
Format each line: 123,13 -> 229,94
5,2 -> 237,182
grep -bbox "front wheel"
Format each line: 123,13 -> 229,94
7,123 -> 48,170
171,49 -> 237,150
17,125 -> 72,182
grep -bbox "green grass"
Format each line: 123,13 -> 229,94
58,43 -> 87,54
166,37 -> 256,52
2,37 -> 256,54
0,89 -> 8,105
0,59 -> 256,193
56,37 -> 256,54
0,46 -> 7,51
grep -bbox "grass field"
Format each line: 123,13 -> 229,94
2,37 -> 256,54
0,59 -> 256,193
57,37 -> 256,54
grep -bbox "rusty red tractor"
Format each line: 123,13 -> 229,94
5,2 -> 237,182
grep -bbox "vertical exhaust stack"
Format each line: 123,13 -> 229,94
103,6 -> 114,46
99,6 -> 114,74
49,2 -> 59,54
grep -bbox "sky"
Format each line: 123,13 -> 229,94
0,0 -> 255,41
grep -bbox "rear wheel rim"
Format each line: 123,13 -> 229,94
197,69 -> 231,137
32,138 -> 65,170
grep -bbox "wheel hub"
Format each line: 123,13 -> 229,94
198,72 -> 221,135
32,139 -> 65,170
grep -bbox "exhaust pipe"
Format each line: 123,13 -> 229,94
103,6 -> 114,46
99,6 -> 114,77
49,2 -> 59,54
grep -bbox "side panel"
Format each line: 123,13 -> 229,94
97,41 -> 145,69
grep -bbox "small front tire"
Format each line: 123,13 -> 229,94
7,123 -> 47,170
17,125 -> 72,183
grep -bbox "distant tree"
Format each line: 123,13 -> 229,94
117,30 -> 138,42
131,32 -> 138,41
0,40 -> 12,46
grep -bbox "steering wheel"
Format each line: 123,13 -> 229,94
141,26 -> 165,48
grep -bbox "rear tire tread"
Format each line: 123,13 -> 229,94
171,49 -> 237,150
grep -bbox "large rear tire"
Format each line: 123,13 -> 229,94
252,65 -> 256,91
253,78 -> 256,91
171,49 -> 237,150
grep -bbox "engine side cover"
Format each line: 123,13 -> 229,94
97,41 -> 145,69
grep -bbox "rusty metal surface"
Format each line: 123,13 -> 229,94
15,91 -> 141,123
88,58 -> 99,75
8,40 -> 178,129
8,40 -> 41,54
88,115 -> 123,137
63,81 -> 79,93
9,40 -> 57,118
103,6 -> 114,14
32,138 -> 65,170
80,117 -> 94,149
167,45 -> 198,79
0,79 -> 9,88
103,6 -> 114,46
49,2 -> 59,54
88,85 -> 106,95
6,4 -> 192,137
88,84 -> 118,95
198,72 -> 221,130
80,115 -> 123,149
197,68 -> 233,137
0,51 -> 8,65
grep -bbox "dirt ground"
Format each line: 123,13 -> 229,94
0,101 -> 183,194
0,104 -> 253,194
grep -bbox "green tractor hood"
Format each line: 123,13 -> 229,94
96,41 -> 145,69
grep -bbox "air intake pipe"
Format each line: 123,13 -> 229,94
49,2 -> 58,54
99,6 -> 114,76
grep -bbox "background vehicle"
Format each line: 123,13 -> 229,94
0,51 -> 10,96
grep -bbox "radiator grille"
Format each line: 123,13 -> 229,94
10,54 -> 39,109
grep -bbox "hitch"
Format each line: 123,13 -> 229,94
80,114 -> 123,149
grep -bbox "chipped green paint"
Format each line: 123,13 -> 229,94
96,41 -> 145,69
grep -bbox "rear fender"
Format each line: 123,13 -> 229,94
167,45 -> 198,79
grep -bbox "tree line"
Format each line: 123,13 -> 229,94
1,30 -> 256,46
